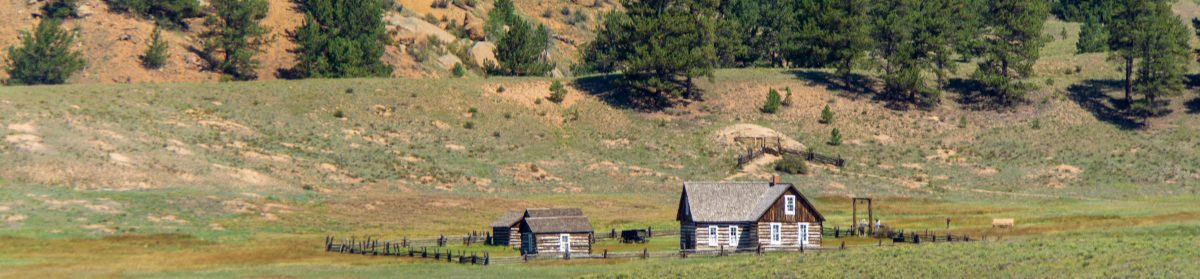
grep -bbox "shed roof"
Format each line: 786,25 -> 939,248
491,210 -> 524,228
524,216 -> 593,234
525,208 -> 584,218
681,181 -> 824,223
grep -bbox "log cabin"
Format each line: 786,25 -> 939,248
490,208 -> 587,249
490,211 -> 524,247
518,215 -> 593,255
677,178 -> 825,252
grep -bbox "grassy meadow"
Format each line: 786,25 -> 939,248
2,13 -> 1200,278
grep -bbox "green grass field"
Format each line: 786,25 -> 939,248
2,14 -> 1200,278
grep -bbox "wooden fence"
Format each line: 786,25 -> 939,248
325,236 -> 492,265
736,146 -> 845,168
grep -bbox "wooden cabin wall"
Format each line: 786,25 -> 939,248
492,227 -> 511,246
533,232 -> 593,254
689,223 -> 756,251
759,188 -> 822,224
755,222 -> 822,247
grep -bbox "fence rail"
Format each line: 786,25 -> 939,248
736,145 -> 846,168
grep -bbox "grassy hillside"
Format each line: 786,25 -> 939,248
2,13 -> 1200,279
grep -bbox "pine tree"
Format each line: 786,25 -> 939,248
582,0 -> 718,102
972,0 -> 1048,106
105,0 -> 202,28
1076,15 -> 1108,54
819,104 -> 833,124
485,0 -> 519,41
761,88 -> 781,114
142,25 -> 169,69
492,18 -> 551,76
199,0 -> 272,81
821,0 -> 872,87
291,0 -> 393,78
1132,3 -> 1190,118
4,19 -> 86,85
1108,0 -> 1158,106
828,128 -> 842,146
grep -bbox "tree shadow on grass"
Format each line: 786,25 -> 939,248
1186,98 -> 1200,114
943,78 -> 1029,111
788,70 -> 876,97
1066,79 -> 1144,130
786,69 -> 930,111
573,74 -> 676,111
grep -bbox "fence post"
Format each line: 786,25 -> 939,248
801,243 -> 805,253
840,241 -> 845,250
642,248 -> 648,259
611,228 -> 616,239
757,244 -> 762,254
485,252 -> 490,265
648,227 -> 653,238
720,245 -> 725,256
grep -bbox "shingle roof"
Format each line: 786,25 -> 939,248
524,216 -> 593,233
681,181 -> 824,222
525,208 -> 584,218
491,211 -> 524,227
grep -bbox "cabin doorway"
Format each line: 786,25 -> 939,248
521,233 -> 535,255
559,234 -> 571,253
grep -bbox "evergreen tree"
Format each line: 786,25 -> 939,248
492,18 -> 552,76
787,0 -> 872,77
105,0 -> 202,28
199,0 -> 272,81
291,0 -> 393,78
761,88 -> 781,114
828,128 -> 842,146
1132,3 -> 1190,117
1076,15 -> 1108,54
972,0 -> 1048,106
582,0 -> 718,101
485,0 -> 519,41
42,0 -> 79,19
4,19 -> 86,85
819,104 -> 833,124
142,25 -> 169,69
1108,0 -> 1159,105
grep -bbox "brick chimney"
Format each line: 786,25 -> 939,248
770,175 -> 780,187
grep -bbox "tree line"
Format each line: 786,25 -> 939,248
579,0 -> 1195,116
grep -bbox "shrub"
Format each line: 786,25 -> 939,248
463,121 -> 475,129
819,104 -> 834,124
828,128 -> 842,146
1031,118 -> 1041,130
452,63 -> 466,77
142,25 -> 169,69
492,18 -> 552,76
548,80 -> 567,103
42,0 -> 79,19
4,19 -> 86,85
333,109 -> 345,118
775,155 -> 810,175
781,87 -> 793,107
497,86 -> 506,93
106,0 -> 202,29
761,88 -> 781,113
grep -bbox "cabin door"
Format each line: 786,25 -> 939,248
521,233 -> 535,255
559,234 -> 571,253
798,223 -> 810,247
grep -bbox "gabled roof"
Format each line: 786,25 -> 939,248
524,216 -> 593,234
680,181 -> 824,223
525,208 -> 584,218
491,210 -> 524,228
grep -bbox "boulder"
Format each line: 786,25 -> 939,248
436,54 -> 463,70
468,42 -> 496,68
385,15 -> 457,44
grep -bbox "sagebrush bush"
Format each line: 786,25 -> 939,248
775,155 -> 809,175
453,63 -> 466,77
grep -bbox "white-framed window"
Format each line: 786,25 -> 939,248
728,226 -> 739,247
784,195 -> 796,216
559,233 -> 570,253
770,223 -> 782,245
798,222 -> 810,246
708,225 -> 718,247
